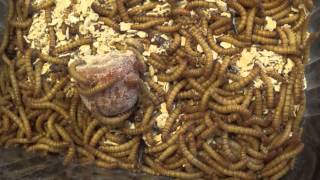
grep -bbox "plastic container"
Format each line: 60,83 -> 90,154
0,2 -> 320,180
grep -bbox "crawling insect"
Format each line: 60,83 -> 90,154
100,137 -> 140,153
93,109 -> 132,127
131,19 -> 166,30
63,145 -> 76,165
168,33 -> 181,54
283,28 -> 297,48
253,89 -> 263,117
77,78 -> 118,96
26,143 -> 61,153
158,60 -> 187,82
99,17 -> 120,31
217,118 -> 262,137
32,77 -> 68,102
91,1 -> 113,17
208,29 -> 242,55
252,35 -> 279,45
156,24 -> 181,33
116,0 -> 130,21
32,0 -> 55,11
278,14 -> 300,26
217,35 -> 250,48
128,2 -> 157,16
260,70 -> 274,108
52,36 -> 93,55
254,29 -> 278,38
145,78 -> 166,96
186,1 -> 217,10
9,18 -> 33,29
89,127 -> 108,147
27,101 -> 69,120
187,78 -> 205,94
226,0 -> 247,33
224,65 -> 260,91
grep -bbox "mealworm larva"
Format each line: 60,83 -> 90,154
261,161 -> 287,177
271,6 -> 291,20
33,62 -> 43,97
38,137 -> 69,148
162,106 -> 181,141
157,61 -> 187,82
155,24 -> 181,33
33,77 -> 68,102
278,14 -> 300,26
0,115 -> 10,133
183,67 -> 204,78
260,70 -> 274,109
208,29 -> 241,55
177,90 -> 200,100
222,132 -> 239,162
245,7 -> 256,41
17,107 -> 32,139
184,37 -> 200,57
238,0 -> 257,7
100,137 -> 140,153
189,26 -> 213,77
253,29 -> 278,38
156,144 -> 179,162
186,0 -> 217,10
121,119 -> 154,135
95,160 -> 118,169
68,60 -> 88,83
211,93 -> 244,105
283,28 -> 297,48
282,72 -> 295,123
224,65 -> 260,91
145,78 -> 166,96
140,82 -> 162,105
209,102 -> 252,119
37,52 -> 68,65
46,113 -> 61,141
9,18 -> 33,29
275,27 -> 289,47
78,78 -> 118,96
99,17 -> 120,31
32,0 -> 55,11
55,124 -> 72,142
131,19 -> 166,30
85,145 -> 118,163
27,101 -> 69,120
0,107 -> 25,134
226,0 -> 247,33
252,35 -> 279,45
166,80 -> 187,111
261,46 -> 299,55
217,35 -> 250,48
263,143 -> 304,172
22,48 -> 35,84
52,36 -> 93,55
145,156 -> 204,179
147,57 -> 167,70
269,120 -> 292,150
168,33 -> 181,53
132,16 -> 168,22
293,9 -> 306,31
128,2 -> 157,16
187,78 -> 205,94
293,97 -> 306,133
263,0 -> 289,16
83,119 -> 99,144
253,89 -> 263,117
217,118 -> 262,137
116,0 -> 129,21
26,144 -> 61,153
93,109 -> 132,127
16,29 -> 24,51
109,150 -> 131,158
179,135 -> 214,176
203,143 -> 229,167
4,58 -> 22,106
91,1 -> 112,17
63,145 -> 76,165
89,127 -> 108,147
0,25 -> 9,55
199,152 -> 255,179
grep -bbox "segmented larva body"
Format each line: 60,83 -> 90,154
254,29 -> 278,38
131,19 -> 166,30
224,65 -> 260,91
32,0 -> 55,11
217,118 -> 262,137
128,2 -> 157,16
217,35 -> 250,48
245,7 -> 256,40
260,70 -> 274,109
162,106 -> 181,141
53,36 -> 93,55
261,46 -> 300,55
158,61 -> 187,82
78,78 -> 118,96
99,137 -> 140,153
226,0 -> 247,33
91,1 -> 113,17
283,28 -> 297,48
116,0 -> 130,21
89,127 -> 108,147
155,24 -> 181,33
278,14 -> 300,26
269,120 -> 293,150
9,18 -> 33,29
63,145 -> 76,165
208,29 -> 242,55
99,17 -> 120,31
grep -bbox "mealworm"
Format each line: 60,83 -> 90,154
121,120 -> 154,135
33,77 -> 68,102
85,145 -> 118,163
145,78 -> 166,96
9,18 -> 33,29
78,78 -> 118,96
68,60 -> 88,83
16,29 -> 24,51
262,0 -> 283,10
155,24 -> 181,33
147,58 -> 167,71
186,0 -> 217,9
202,143 -> 229,167
222,132 -> 239,162
224,65 -> 260,91
83,119 -> 99,144
89,127 -> 108,147
17,107 -> 32,139
131,19 -> 166,30
226,0 -> 247,33
140,82 -> 162,105
184,37 -> 200,57
282,72 -> 295,123
211,93 -> 244,106
252,35 -> 279,45
26,143 -> 61,153
217,118 -> 262,137
128,2 -> 157,16
166,80 -> 187,111
0,107 -> 25,134
200,84 -> 215,111
293,9 -> 306,31
132,16 -> 168,22
260,70 -> 274,109
100,137 -> 140,153
32,0 -> 55,11
278,14 -> 300,26
208,29 -> 241,55
261,161 -> 288,177
156,144 -> 179,162
28,101 -> 69,120
95,160 -> 118,169
261,46 -> 299,55
91,1 -> 113,17
109,150 -> 131,158
283,28 -> 297,48
183,67 -> 204,78
93,109 -> 132,127
187,78 -> 205,94
37,52 -> 68,65
4,58 -> 22,106
168,33 -> 181,53
293,97 -> 306,133
189,26 -> 213,77
52,36 -> 93,55
269,120 -> 292,150
38,137 -> 69,148
263,0 -> 289,16
238,0 -> 257,7
63,145 -> 76,165
254,29 -> 278,38
99,17 -> 120,31
54,124 -> 72,142
272,6 -> 291,20
177,90 -> 200,100
245,7 -> 256,41
217,35 -> 250,48
115,0 -> 130,21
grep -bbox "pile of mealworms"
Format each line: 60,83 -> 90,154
0,0 -> 315,179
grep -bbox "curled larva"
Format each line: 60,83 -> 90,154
208,29 -> 241,55
93,110 -> 132,127
261,161 -> 288,177
217,35 -> 250,48
128,2 -> 157,16
116,0 -> 130,21
166,80 -> 187,111
85,145 -> 118,163
99,17 -> 120,31
4,57 -> 22,106
55,124 -> 72,142
276,27 -> 289,46
202,143 -> 229,167
91,1 -> 113,17
131,19 -> 166,30
147,57 -> 167,71
89,127 -> 108,147
283,28 -> 297,48
100,137 -> 140,153
177,90 -> 200,100
271,6 -> 291,20
224,65 -> 260,91
63,145 -> 76,165
155,24 -> 181,33
27,101 -> 69,120
158,61 -> 187,82
0,107 -> 25,134
260,70 -> 274,109
200,84 -> 215,111
9,18 -> 33,29
217,118 -> 262,137
278,14 -> 300,26
179,135 -> 214,176
189,26 -> 213,77
145,78 -> 166,96
226,0 -> 247,33
261,46 -> 299,55
32,77 -> 68,102
156,144 -> 179,162
293,9 -> 306,31
168,33 -> 181,53
184,37 -> 200,57
269,120 -> 292,150
78,78 -> 118,96
32,0 -> 55,11
33,62 -> 43,97
52,36 -> 93,55
68,60 -> 88,83
187,78 -> 205,94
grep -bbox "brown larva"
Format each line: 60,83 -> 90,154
89,127 -> 108,147
222,132 -> 239,162
0,107 -> 25,134
85,145 -> 118,163
283,28 -> 297,48
145,78 -> 166,96
23,48 -> 35,84
77,78 -> 118,96
91,1 -> 113,17
276,27 -> 289,46
262,0 -> 283,10
17,107 -> 32,139
184,37 -> 200,57
132,16 -> 168,23
33,77 -> 68,102
147,57 -> 167,71
261,45 -> 300,55
99,17 -> 120,31
260,70 -> 274,109
202,142 -> 229,167
33,62 -> 43,97
37,52 -> 68,65
16,29 -> 24,51
177,90 -> 200,100
37,137 -> 70,148
253,89 -> 263,117
93,110 -> 132,127
237,0 -> 257,7
32,0 -> 55,11
189,26 -> 213,77
252,35 -> 279,45
4,57 -> 22,106
28,101 -> 69,120
26,143 -> 61,153
83,119 -> 99,144
0,26 -> 9,55
293,96 -> 306,133
183,67 -> 204,78
211,93 -> 244,106
226,0 -> 247,33
166,80 -> 187,111
293,9 -> 306,31
209,102 -> 252,120
261,161 -> 288,177
121,120 -> 154,135
272,6 -> 291,20
54,124 -> 72,142
263,0 -> 289,16
254,29 -> 278,38
282,72 -> 295,123
224,65 -> 260,91
208,29 -> 241,55
187,78 -> 205,94
245,7 -> 256,40
9,18 -> 33,29
68,60 -> 89,83
217,35 -> 250,48
217,118 -> 262,137
99,137 -> 140,153
278,14 -> 300,26
128,2 -> 157,16
269,120 -> 293,150
186,0 -> 217,10
95,160 -> 118,169
156,144 -> 179,162
131,19 -> 166,30
52,36 -> 93,55
116,0 -> 130,21
155,24 -> 181,33
140,82 -> 162,105
63,145 -> 76,166
168,33 -> 181,54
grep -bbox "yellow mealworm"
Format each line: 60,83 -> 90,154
100,137 -> 140,153
93,110 -> 132,127
16,29 -> 24,51
245,7 -> 256,41
121,120 -> 154,135
131,19 -> 166,30
254,29 -> 278,38
128,2 -> 157,16
222,132 -> 239,162
208,29 -> 241,55
261,161 -> 288,177
155,24 -> 181,33
211,93 -> 244,106
158,61 -> 187,82
95,160 -> 118,169
32,0 -> 55,11
186,0 -> 217,10
226,0 -> 247,33
293,97 -> 306,133
252,35 -> 279,45
132,16 -> 168,22
77,146 -> 95,161
269,120 -> 292,150
293,9 -> 306,31
283,28 -> 297,48
183,67 -> 205,78
109,150 -> 131,158
83,119 -> 99,144
292,58 -> 304,103
238,0 -> 257,7
166,80 -> 187,111
63,145 -> 76,165
54,124 -> 72,142
9,18 -> 33,29
261,45 -> 299,55
253,89 -> 263,117
91,1 -> 113,17
116,0 -> 129,21
168,33 -> 181,53
89,127 -> 108,147
177,90 -> 200,100
99,17 -> 120,31
181,112 -> 205,121
187,78 -> 205,94
260,70 -> 274,109
224,65 -> 260,91
263,1 -> 289,16
209,102 -> 252,119
282,72 -> 295,123
53,36 -> 93,55
189,26 -> 213,77
278,14 -> 300,26
32,77 -> 68,102
17,107 -> 32,139
38,137 -> 69,148
26,144 -> 61,153
38,52 -> 68,65
68,60 -> 88,83
4,58 -> 22,106
184,37 -> 200,57
147,57 -> 167,70
33,62 -> 43,97
156,144 -> 179,162
27,101 -> 69,120
145,78 -> 166,96
217,35 -> 250,48
203,143 -> 229,167
262,0 -> 283,10
0,107 -> 25,134
85,145 -> 118,163
78,78 -> 118,96
217,118 -> 262,137
276,27 -> 289,47
272,6 -> 292,20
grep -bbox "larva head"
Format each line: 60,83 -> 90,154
76,50 -> 144,116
